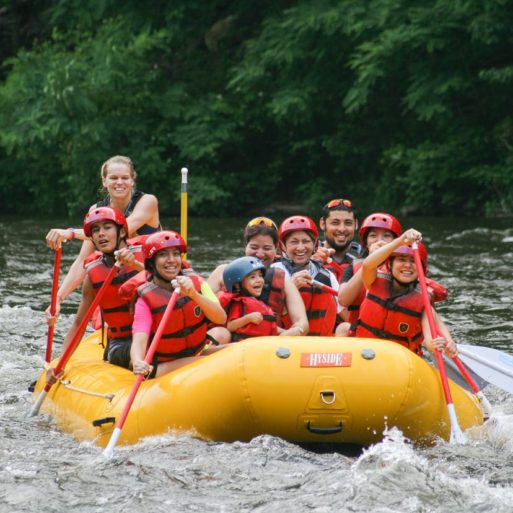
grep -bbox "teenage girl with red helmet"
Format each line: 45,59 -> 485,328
355,228 -> 457,356
337,213 -> 448,337
130,231 -> 228,378
46,207 -> 146,384
336,212 -> 402,335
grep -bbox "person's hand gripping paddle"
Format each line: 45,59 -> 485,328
102,287 -> 181,458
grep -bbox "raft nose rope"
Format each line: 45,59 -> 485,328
58,379 -> 115,401
42,356 -> 115,401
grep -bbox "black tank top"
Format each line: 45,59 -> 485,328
97,191 -> 160,235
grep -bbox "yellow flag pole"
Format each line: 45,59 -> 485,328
180,167 -> 188,259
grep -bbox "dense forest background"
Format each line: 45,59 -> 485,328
1,0 -> 512,218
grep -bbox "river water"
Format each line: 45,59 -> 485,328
1,215 -> 513,513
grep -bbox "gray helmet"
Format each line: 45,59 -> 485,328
223,256 -> 266,292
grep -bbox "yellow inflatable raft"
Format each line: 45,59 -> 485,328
33,332 -> 484,447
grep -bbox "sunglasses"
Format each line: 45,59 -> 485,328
247,216 -> 278,230
325,198 -> 352,209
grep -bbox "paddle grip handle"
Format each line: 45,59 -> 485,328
180,167 -> 188,258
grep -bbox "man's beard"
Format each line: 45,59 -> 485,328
325,235 -> 351,253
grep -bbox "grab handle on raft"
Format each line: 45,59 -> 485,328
306,421 -> 343,435
320,391 -> 337,405
92,417 -> 116,428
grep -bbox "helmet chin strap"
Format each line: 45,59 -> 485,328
240,286 -> 252,297
392,275 -> 418,288
146,260 -> 164,282
114,226 -> 124,253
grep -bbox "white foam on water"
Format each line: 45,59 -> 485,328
2,217 -> 513,513
347,426 -> 513,512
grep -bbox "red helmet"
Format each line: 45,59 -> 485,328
278,216 -> 318,243
390,242 -> 428,270
83,207 -> 128,237
143,231 -> 187,260
359,213 -> 402,247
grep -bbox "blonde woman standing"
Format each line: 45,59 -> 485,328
45,155 -> 160,322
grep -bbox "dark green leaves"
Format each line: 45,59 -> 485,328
1,0 -> 512,217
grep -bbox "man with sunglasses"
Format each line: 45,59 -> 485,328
318,199 -> 365,283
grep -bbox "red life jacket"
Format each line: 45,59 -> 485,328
118,270 -> 150,301
344,266 -> 447,329
355,272 -> 424,354
218,291 -> 278,341
324,259 -> 347,284
282,267 -> 337,336
127,235 -> 149,247
138,274 -> 207,363
345,262 -> 392,330
84,246 -> 144,340
323,242 -> 364,283
426,277 -> 448,303
258,267 -> 286,327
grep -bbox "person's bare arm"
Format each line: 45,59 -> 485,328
361,229 -> 422,289
116,247 -> 144,272
126,194 -> 159,235
280,277 -> 309,336
206,264 -> 226,293
46,228 -> 87,249
421,309 -> 456,356
45,239 -> 96,326
177,276 -> 227,325
46,276 -> 95,384
227,312 -> 263,333
339,267 -> 363,306
131,332 -> 153,376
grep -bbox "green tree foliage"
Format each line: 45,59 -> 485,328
0,17 -> 170,213
0,0 -> 512,217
